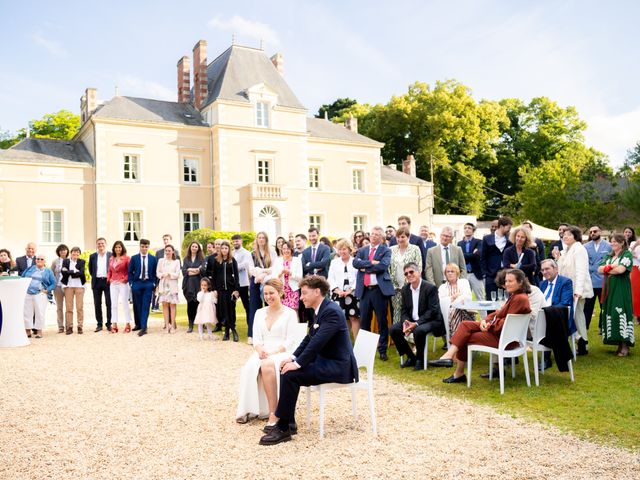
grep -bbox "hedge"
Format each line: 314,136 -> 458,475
181,229 -> 256,257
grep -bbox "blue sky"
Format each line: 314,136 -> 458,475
1,0 -> 639,166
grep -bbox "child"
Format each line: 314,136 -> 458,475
195,278 -> 218,340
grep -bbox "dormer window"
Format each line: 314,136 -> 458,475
256,101 -> 270,128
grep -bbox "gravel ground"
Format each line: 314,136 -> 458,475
1,317 -> 639,480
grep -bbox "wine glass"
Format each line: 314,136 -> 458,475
498,289 -> 505,302
490,291 -> 497,302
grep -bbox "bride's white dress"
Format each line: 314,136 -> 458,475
236,306 -> 302,418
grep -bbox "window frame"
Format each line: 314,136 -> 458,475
256,101 -> 270,128
182,210 -> 202,236
308,214 -> 322,232
256,157 -> 272,184
352,214 -> 366,232
352,168 -> 365,192
40,208 -> 64,244
123,154 -> 140,183
308,166 -> 321,190
182,157 -> 200,185
122,210 -> 143,244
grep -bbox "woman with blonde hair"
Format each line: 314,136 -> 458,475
213,240 -> 240,341
438,262 -> 473,341
247,232 -> 276,344
236,278 -> 300,425
328,238 -> 360,337
503,225 -> 538,285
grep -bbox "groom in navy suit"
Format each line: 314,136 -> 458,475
353,226 -> 395,360
128,239 -> 158,337
259,276 -> 358,445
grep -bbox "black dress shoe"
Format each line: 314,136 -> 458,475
539,360 -> 553,371
137,328 -> 147,337
379,352 -> 388,361
480,368 -> 500,379
263,422 -> 297,435
186,326 -> 193,333
222,331 -> 230,341
132,326 -> 141,331
232,329 -> 239,342
401,357 -> 417,368
259,427 -> 292,445
414,361 -> 424,371
443,374 -> 467,384
94,326 -> 103,332
577,338 -> 588,356
213,324 -> 223,332
106,325 -> 112,332
428,358 -> 454,368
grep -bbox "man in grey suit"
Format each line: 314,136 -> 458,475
583,225 -> 612,329
425,227 -> 467,285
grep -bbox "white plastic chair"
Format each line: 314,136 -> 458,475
306,330 -> 379,438
467,313 -> 531,395
527,310 -> 575,386
291,323 -> 308,350
399,333 -> 438,370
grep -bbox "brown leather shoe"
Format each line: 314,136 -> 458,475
58,327 -> 65,333
66,327 -> 73,335
77,327 -> 83,334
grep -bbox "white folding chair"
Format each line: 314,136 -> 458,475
399,333 -> 438,370
306,330 -> 379,438
527,310 -> 575,386
467,313 -> 531,395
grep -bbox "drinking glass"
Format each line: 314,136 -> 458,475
498,289 -> 505,302
491,291 -> 497,302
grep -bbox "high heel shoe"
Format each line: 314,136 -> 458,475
124,324 -> 131,333
232,329 -> 239,342
111,325 -> 119,334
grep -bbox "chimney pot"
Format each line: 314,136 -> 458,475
270,52 -> 284,76
345,114 -> 358,134
192,40 -> 208,110
80,87 -> 97,125
403,154 -> 416,177
177,55 -> 191,103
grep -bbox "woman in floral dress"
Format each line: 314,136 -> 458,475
389,227 -> 423,324
598,233 -> 635,357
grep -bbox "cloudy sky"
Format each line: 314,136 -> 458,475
1,0 -> 639,166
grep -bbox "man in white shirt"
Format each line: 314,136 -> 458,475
232,234 -> 254,326
88,237 -> 112,332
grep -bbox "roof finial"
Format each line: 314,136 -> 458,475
324,111 -> 328,120
115,85 -> 119,97
232,33 -> 236,45
26,123 -> 30,138
260,39 -> 264,50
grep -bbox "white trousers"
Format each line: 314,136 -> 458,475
574,297 -> 588,342
110,282 -> 132,325
23,293 -> 49,330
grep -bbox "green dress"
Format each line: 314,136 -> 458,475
599,250 -> 635,346
389,244 -> 423,324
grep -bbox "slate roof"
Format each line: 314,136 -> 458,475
0,138 -> 93,165
93,96 -> 207,126
380,164 -> 430,185
203,45 -> 305,110
306,117 -> 382,146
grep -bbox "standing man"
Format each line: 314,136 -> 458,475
419,225 -> 437,252
293,234 -> 307,257
458,223 -> 484,301
128,239 -> 158,337
89,238 -> 112,332
480,216 -> 513,301
489,220 -> 498,234
583,225 -> 612,330
385,226 -> 396,243
152,234 -> 180,313
301,227 -> 330,278
425,226 -> 467,286
353,226 -> 394,360
232,234 -> 254,323
16,242 -> 37,275
390,263 -> 444,369
388,216 -> 426,269
258,276 -> 358,445
548,223 -> 569,258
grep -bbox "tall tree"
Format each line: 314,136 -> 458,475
0,110 -> 80,149
316,98 -> 357,120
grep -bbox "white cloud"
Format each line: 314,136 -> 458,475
32,32 -> 68,57
585,108 -> 640,167
116,75 -> 174,101
209,15 -> 281,48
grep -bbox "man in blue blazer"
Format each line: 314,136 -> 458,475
458,222 -> 484,301
301,227 -> 331,278
259,276 -> 358,445
128,239 -> 158,337
583,225 -> 612,329
353,226 -> 395,360
480,216 -> 513,300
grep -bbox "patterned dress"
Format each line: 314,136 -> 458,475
281,259 -> 300,310
389,244 -> 423,324
599,250 -> 635,346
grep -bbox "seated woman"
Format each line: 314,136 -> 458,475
438,263 -> 473,341
236,279 -> 300,426
428,269 -> 531,383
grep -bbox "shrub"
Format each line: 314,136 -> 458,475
181,229 -> 256,257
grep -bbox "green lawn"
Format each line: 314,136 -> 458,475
156,304 -> 640,451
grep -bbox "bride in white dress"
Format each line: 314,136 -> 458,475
236,279 -> 302,424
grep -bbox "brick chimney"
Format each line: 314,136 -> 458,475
192,40 -> 208,110
345,114 -> 358,133
177,56 -> 191,103
80,87 -> 97,124
403,154 -> 416,177
270,53 -> 284,75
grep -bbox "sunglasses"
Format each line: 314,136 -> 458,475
404,270 -> 416,276
589,230 -> 599,234
36,258 -> 45,261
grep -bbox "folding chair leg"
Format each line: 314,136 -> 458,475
368,385 -> 377,435
423,336 -> 428,370
568,360 -> 575,382
532,348 -> 540,386
522,352 -> 531,387
432,335 -> 437,352
571,334 -> 577,361
306,388 -> 312,430
351,385 -> 357,420
467,348 -> 473,388
498,356 -> 505,395
488,353 -> 493,381
319,387 -> 325,438
541,351 -> 546,374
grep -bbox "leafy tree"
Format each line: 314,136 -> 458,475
0,110 -> 80,149
316,98 -> 357,120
